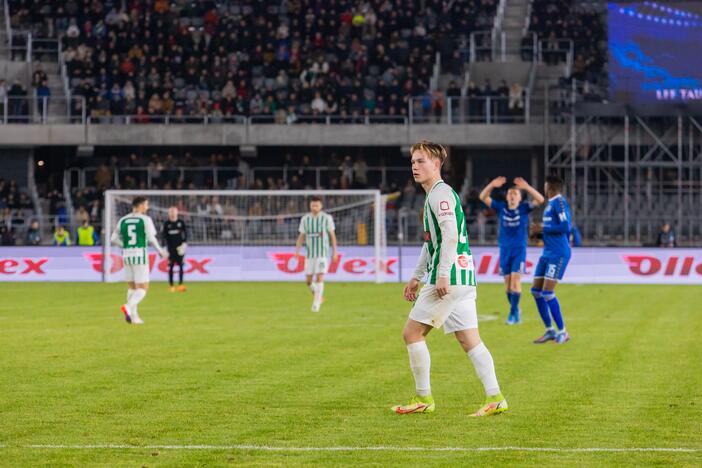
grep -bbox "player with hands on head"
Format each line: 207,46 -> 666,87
480,176 -> 544,324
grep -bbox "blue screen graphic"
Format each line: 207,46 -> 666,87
609,2 -> 702,104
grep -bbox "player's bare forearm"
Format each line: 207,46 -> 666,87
110,231 -> 123,248
295,233 -> 305,256
411,244 -> 429,282
479,176 -> 506,206
514,177 -> 545,205
329,230 -> 338,259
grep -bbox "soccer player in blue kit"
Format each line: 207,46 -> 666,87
531,175 -> 572,344
480,176 -> 544,324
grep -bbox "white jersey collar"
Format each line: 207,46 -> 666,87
427,179 -> 444,194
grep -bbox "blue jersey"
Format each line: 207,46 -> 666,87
542,194 -> 572,257
491,200 -> 532,250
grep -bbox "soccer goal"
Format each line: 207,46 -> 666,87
103,190 -> 388,283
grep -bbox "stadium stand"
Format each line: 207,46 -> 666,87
7,0 -> 498,122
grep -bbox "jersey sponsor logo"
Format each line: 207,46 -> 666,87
457,255 -> 470,268
0,258 -> 49,275
438,200 -> 453,217
268,252 -> 397,275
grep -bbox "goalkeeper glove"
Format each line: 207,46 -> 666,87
176,243 -> 187,256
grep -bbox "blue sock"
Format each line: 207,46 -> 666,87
531,288 -> 552,328
542,291 -> 565,331
506,291 -> 514,316
509,292 -> 521,314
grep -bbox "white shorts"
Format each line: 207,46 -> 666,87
304,257 -> 329,276
409,284 -> 478,334
124,264 -> 150,284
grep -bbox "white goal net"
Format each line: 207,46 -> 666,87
103,190 -> 387,283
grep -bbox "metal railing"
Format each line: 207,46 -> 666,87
0,213 -> 68,246
0,93 -> 544,126
65,165 -> 411,192
247,114 -> 408,125
430,51 -> 441,92
469,30 -> 497,62
538,38 -> 574,75
57,40 -> 72,105
411,96 -> 531,124
3,0 -> 11,50
493,0 -> 507,32
2,31 -> 31,61
0,96 -> 86,123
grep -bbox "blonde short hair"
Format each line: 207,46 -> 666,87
410,140 -> 448,165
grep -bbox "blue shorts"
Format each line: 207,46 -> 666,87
534,254 -> 570,281
499,248 -> 527,276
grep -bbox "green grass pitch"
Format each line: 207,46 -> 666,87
1,282 -> 701,466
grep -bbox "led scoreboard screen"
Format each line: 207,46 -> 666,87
609,2 -> 702,105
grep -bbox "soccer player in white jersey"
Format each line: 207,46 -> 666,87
110,196 -> 167,324
391,140 -> 507,417
295,196 -> 338,312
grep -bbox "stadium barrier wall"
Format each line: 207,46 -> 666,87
0,246 -> 701,284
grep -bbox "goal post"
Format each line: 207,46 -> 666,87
103,190 -> 388,283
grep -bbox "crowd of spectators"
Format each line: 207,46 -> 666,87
8,0 -> 498,123
0,178 -> 39,245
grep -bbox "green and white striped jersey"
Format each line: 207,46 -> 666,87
413,180 -> 476,286
298,212 -> 335,259
111,213 -> 162,265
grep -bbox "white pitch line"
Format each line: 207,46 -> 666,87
2,445 -> 699,453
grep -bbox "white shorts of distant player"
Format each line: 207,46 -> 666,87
409,285 -> 478,334
304,257 -> 329,276
124,264 -> 150,284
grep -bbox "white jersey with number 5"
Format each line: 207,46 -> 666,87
111,213 -> 162,265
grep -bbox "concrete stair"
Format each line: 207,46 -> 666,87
30,55 -> 69,122
501,0 -> 530,62
529,64 -> 567,120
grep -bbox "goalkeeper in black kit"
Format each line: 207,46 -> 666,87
162,207 -> 188,292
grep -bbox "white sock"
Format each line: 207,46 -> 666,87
467,342 -> 501,397
126,289 -> 137,316
314,282 -> 324,303
407,341 -> 431,397
309,283 -> 316,294
128,288 -> 147,314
